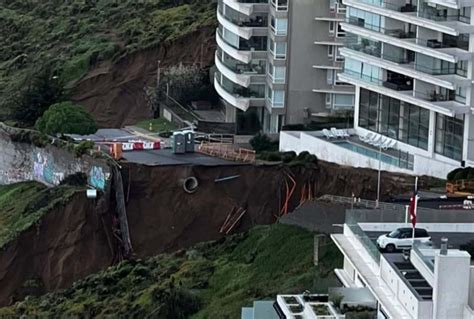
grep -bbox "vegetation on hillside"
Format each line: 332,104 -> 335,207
0,224 -> 342,318
36,101 -> 97,135
0,0 -> 217,124
0,182 -> 81,248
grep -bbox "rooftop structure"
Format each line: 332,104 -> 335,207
331,208 -> 474,319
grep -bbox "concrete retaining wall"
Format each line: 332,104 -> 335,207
0,124 -> 110,190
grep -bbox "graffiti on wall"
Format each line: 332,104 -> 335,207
89,166 -> 107,190
33,152 -> 64,186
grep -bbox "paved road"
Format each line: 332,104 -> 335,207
71,128 -> 240,166
121,148 -> 241,166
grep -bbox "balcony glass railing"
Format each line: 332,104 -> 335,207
347,223 -> 381,264
345,18 -> 470,51
217,25 -> 267,51
346,18 -> 416,39
217,49 -> 267,74
216,71 -> 266,98
359,0 -> 417,13
218,5 -> 268,27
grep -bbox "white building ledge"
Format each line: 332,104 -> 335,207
331,233 -> 411,319
214,77 -> 251,112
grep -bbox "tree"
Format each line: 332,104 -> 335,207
35,102 -> 97,135
11,63 -> 67,127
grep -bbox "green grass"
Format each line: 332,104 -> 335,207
0,224 -> 343,318
0,182 -> 81,248
135,118 -> 177,133
0,1 -> 217,118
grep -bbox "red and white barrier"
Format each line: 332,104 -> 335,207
117,141 -> 161,152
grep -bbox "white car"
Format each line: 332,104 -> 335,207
376,228 -> 431,252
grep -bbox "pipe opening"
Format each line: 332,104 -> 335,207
183,177 -> 199,194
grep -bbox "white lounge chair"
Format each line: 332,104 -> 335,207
369,134 -> 382,146
341,129 -> 350,138
360,132 -> 374,143
330,127 -> 342,138
322,129 -> 333,139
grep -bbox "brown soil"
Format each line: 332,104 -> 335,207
71,27 -> 216,128
0,192 -> 116,306
0,161 -> 429,306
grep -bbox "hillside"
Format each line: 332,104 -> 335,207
0,224 -> 342,318
0,0 -> 217,126
0,182 -> 81,248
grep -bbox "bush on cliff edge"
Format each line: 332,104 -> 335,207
36,102 -> 97,136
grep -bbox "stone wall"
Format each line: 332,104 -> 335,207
0,124 -> 110,190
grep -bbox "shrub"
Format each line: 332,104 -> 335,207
447,168 -> 463,181
281,151 -> 297,163
74,140 -> 95,157
36,102 -> 97,136
454,168 -> 469,181
249,132 -> 278,153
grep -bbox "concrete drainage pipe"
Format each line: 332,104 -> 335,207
182,177 -> 199,194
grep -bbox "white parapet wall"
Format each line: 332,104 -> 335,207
279,131 -> 460,179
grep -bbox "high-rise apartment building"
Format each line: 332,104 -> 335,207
214,0 -> 355,134
280,0 -> 474,178
339,0 -> 474,168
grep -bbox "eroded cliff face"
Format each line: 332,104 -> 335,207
71,27 -> 216,128
0,192 -> 116,306
0,161 -> 424,306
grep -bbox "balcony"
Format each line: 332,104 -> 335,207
344,0 -> 474,35
214,73 -> 265,111
340,46 -> 471,90
222,0 -> 269,16
339,70 -> 469,116
217,5 -> 267,40
341,20 -> 471,62
214,51 -> 266,87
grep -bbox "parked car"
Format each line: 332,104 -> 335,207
376,228 -> 431,252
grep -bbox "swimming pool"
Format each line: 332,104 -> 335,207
333,141 -> 413,169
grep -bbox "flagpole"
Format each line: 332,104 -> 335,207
412,176 -> 418,244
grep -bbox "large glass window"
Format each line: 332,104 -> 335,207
435,114 -> 464,161
358,89 -> 429,150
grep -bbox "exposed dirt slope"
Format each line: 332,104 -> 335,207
0,162 -> 424,306
71,27 -> 216,128
0,192 -> 115,306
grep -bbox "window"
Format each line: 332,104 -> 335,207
267,88 -> 285,107
328,46 -> 334,59
269,39 -> 287,59
271,0 -> 288,11
358,88 -> 429,150
271,17 -> 288,36
326,70 -> 333,84
325,93 -> 332,106
329,21 -> 335,34
435,114 -> 464,161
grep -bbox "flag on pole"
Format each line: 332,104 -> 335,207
409,182 -> 419,228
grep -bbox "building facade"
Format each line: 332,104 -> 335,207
214,0 -> 355,134
331,211 -> 474,319
340,0 -> 474,168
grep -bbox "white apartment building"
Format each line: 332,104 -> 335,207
280,0 -> 474,179
331,213 -> 474,319
214,0 -> 355,134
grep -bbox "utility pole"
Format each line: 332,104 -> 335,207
156,60 -> 161,88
